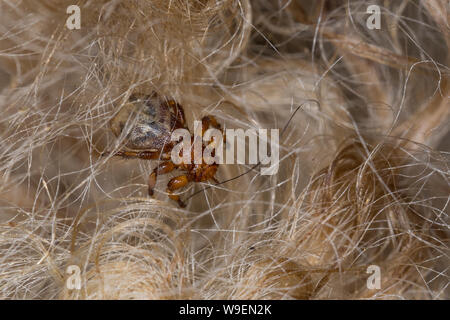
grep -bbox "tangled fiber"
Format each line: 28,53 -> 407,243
0,0 -> 448,299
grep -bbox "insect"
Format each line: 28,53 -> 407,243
107,92 -> 223,208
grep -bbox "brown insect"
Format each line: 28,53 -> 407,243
107,93 -> 222,208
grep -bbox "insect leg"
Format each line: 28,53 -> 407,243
202,115 -> 226,145
201,115 -> 221,133
166,175 -> 190,208
148,161 -> 176,196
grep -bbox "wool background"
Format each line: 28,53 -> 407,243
0,0 -> 448,299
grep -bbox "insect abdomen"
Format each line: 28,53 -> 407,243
110,94 -> 177,150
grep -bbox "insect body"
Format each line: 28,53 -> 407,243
108,93 -> 222,208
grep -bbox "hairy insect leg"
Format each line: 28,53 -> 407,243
148,161 -> 176,196
202,116 -> 224,144
202,115 -> 226,145
201,115 -> 221,133
167,175 -> 190,208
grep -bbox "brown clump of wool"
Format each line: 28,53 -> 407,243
230,258 -> 315,300
283,140 -> 446,298
0,0 -> 448,299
